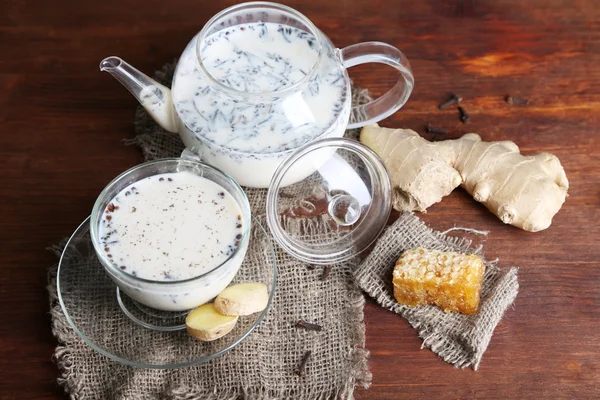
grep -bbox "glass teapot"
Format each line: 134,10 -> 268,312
101,1 -> 413,188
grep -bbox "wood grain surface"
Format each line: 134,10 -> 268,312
1,0 -> 599,398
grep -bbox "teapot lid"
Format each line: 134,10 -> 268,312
266,137 -> 392,264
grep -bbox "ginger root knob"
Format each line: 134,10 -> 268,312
360,124 -> 569,232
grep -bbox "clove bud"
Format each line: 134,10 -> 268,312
458,106 -> 471,123
426,124 -> 448,135
506,95 -> 529,105
438,94 -> 463,110
296,320 -> 323,331
294,351 -> 312,376
320,265 -> 332,281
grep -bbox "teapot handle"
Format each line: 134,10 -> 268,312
340,42 -> 414,129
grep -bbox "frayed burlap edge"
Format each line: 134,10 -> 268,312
47,241 -> 84,399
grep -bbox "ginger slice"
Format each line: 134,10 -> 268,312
214,282 -> 269,316
186,303 -> 238,341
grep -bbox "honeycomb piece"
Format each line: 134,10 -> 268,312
392,248 -> 485,314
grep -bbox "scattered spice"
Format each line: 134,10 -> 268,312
426,124 -> 448,135
120,266 -> 127,270
438,94 -> 462,110
159,177 -> 164,181
458,106 -> 470,123
106,215 -> 112,221
236,233 -> 242,239
294,351 -> 312,376
168,177 -> 173,182
506,95 -> 529,105
321,265 -> 332,281
296,320 -> 322,332
107,203 -> 115,212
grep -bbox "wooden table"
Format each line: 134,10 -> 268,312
2,0 -> 599,398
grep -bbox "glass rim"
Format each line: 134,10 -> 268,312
90,157 -> 252,286
194,1 -> 323,102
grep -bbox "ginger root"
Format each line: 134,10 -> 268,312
360,124 -> 569,232
360,125 -> 462,212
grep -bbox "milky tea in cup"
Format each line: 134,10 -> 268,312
91,159 -> 250,312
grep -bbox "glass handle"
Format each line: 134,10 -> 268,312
180,146 -> 204,162
341,42 -> 414,129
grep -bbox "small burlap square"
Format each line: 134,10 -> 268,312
47,61 -> 373,399
354,212 -> 519,370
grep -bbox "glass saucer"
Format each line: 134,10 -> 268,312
57,215 -> 277,369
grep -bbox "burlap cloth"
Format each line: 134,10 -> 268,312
354,213 -> 519,370
48,61 -> 518,399
47,62 -> 373,400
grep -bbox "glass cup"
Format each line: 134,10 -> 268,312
90,154 -> 251,312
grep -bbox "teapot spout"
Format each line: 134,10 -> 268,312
100,57 -> 178,133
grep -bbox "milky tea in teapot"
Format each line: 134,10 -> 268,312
174,22 -> 346,156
